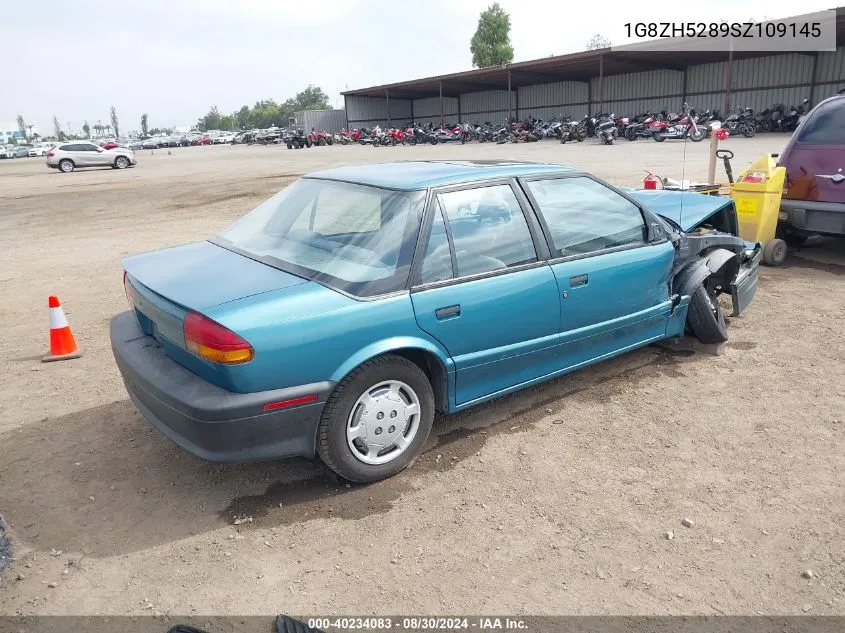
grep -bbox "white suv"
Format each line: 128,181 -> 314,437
46,142 -> 137,173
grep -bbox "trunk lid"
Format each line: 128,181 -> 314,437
123,241 -> 308,312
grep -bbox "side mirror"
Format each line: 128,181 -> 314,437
648,221 -> 666,242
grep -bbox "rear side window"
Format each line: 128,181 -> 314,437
437,184 -> 537,277
59,144 -> 75,151
797,100 -> 845,144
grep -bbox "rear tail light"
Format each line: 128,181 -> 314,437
47,151 -> 55,157
183,312 -> 254,364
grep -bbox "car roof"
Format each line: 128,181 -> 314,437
304,160 -> 578,190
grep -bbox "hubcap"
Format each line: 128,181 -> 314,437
346,380 -> 420,466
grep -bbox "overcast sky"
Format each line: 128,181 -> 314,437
4,0 -> 836,135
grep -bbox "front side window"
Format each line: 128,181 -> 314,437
797,100 -> 845,144
526,177 -> 646,257
437,184 -> 537,277
216,178 -> 425,297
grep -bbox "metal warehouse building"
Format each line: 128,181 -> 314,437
343,8 -> 845,129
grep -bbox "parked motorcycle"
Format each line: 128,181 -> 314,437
652,104 -> 706,142
592,113 -> 617,144
723,107 -> 757,137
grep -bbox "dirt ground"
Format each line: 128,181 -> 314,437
0,139 -> 843,617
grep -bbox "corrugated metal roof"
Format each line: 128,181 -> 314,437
343,7 -> 845,99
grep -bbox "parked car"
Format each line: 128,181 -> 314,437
0,146 -> 9,159
128,139 -> 146,150
29,142 -> 56,156
778,91 -> 845,243
8,145 -> 31,158
47,142 -> 136,172
192,135 -> 213,146
111,161 -> 760,483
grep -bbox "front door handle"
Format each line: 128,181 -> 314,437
569,274 -> 588,288
435,304 -> 461,319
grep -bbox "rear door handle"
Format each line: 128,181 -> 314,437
569,274 -> 588,288
435,304 -> 461,319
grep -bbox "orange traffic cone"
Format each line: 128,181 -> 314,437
42,295 -> 81,362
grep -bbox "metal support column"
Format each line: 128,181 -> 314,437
439,81 -> 444,128
681,66 -> 688,108
410,99 -> 414,125
724,45 -> 734,114
507,69 -> 512,122
385,89 -> 391,126
598,55 -> 604,112
809,52 -> 819,107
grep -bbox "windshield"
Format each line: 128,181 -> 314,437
215,178 -> 426,297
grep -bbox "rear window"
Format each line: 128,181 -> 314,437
215,178 -> 426,297
797,99 -> 845,144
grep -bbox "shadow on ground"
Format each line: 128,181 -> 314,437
0,344 -> 705,558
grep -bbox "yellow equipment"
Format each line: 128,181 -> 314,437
729,153 -> 787,266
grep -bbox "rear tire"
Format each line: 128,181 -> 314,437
316,354 -> 435,483
687,283 -> 728,344
762,238 -> 787,266
653,132 -> 666,142
59,159 -> 74,173
625,127 -> 637,141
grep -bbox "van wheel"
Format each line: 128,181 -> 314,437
317,354 -> 434,483
59,159 -> 74,173
687,283 -> 728,344
762,238 -> 787,266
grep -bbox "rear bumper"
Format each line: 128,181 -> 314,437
780,199 -> 845,236
110,311 -> 333,462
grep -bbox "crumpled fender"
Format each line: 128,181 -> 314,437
674,248 -> 738,297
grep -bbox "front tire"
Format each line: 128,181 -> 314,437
317,355 -> 435,483
741,123 -> 757,138
115,156 -> 129,169
689,128 -> 706,142
687,283 -> 728,344
653,132 -> 666,142
58,159 -> 74,173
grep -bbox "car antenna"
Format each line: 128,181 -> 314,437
679,103 -> 689,232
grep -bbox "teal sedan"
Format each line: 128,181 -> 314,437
111,161 -> 760,482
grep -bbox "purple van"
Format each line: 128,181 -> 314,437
779,90 -> 845,243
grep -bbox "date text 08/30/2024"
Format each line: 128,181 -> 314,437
307,617 -> 528,631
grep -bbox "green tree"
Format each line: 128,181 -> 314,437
197,105 -> 222,131
470,3 -> 514,68
82,121 -> 90,138
140,113 -> 148,137
16,115 -> 26,139
586,34 -> 612,50
110,106 -> 120,137
52,114 -> 62,139
235,105 -> 250,129
292,85 -> 331,110
219,115 -> 235,131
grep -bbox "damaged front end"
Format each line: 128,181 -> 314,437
630,189 -> 762,319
